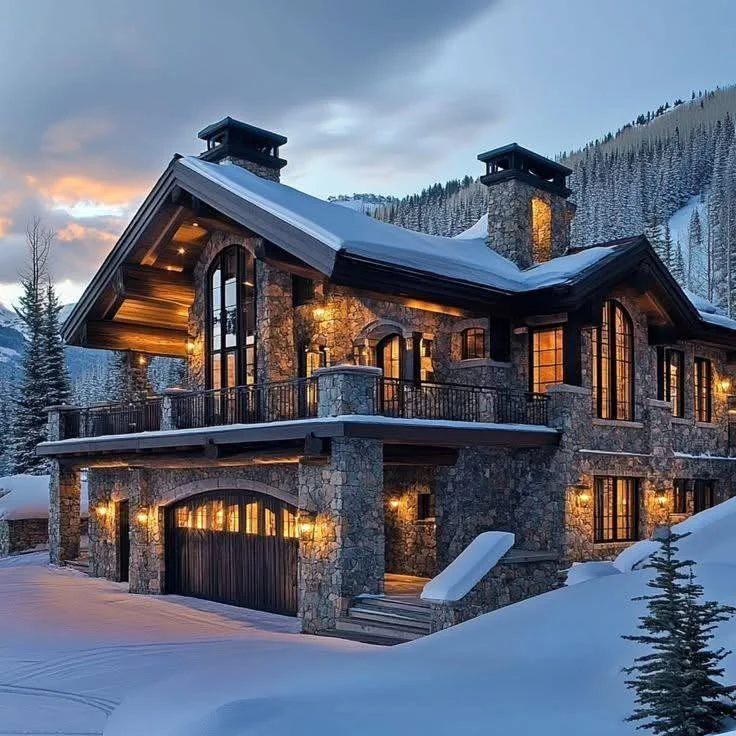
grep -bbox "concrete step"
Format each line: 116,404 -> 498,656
353,595 -> 431,617
314,628 -> 406,647
335,616 -> 427,642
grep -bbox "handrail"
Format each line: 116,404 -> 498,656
58,375 -> 550,439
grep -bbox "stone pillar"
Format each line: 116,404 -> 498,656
160,388 -> 189,431
46,405 -> 82,565
114,351 -> 152,402
255,262 -> 295,383
298,365 -> 384,633
127,469 -> 164,594
645,398 -> 675,534
314,365 -> 381,417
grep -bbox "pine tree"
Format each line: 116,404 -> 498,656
623,529 -> 736,735
40,281 -> 70,408
9,219 -> 53,474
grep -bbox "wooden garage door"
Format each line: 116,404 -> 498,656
165,490 -> 298,616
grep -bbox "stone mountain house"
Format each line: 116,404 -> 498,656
37,118 -> 736,642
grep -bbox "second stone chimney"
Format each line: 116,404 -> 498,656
478,143 -> 575,269
198,116 -> 287,182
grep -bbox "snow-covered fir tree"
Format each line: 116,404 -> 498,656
41,281 -> 70,408
623,529 -> 736,735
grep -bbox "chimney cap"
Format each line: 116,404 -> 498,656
198,116 -> 287,147
477,143 -> 571,197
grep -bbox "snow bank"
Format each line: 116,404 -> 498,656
0,474 -> 89,520
421,531 -> 514,602
565,560 -> 621,586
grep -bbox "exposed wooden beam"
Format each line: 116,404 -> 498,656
83,320 -> 189,357
140,205 -> 186,266
114,298 -> 189,330
115,264 -> 195,307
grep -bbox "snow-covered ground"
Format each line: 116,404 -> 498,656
4,499 -> 736,736
0,553 -> 360,735
106,499 -> 736,736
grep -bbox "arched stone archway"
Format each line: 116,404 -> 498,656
158,478 -> 298,509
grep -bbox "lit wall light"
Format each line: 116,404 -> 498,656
185,340 -> 195,354
572,484 -> 590,504
135,509 -> 149,524
720,378 -> 731,392
656,493 -> 668,508
137,355 -> 147,366
298,510 -> 316,540
313,307 -> 326,319
389,498 -> 400,510
178,247 -> 186,256
96,505 -> 109,517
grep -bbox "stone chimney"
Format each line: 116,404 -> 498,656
478,143 -> 576,269
198,116 -> 287,182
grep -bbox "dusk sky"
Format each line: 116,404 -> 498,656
0,0 -> 734,308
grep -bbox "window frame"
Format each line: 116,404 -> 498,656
658,348 -> 685,418
674,478 -> 716,514
529,325 -> 564,393
694,356 -> 713,423
594,476 -> 640,543
592,300 -> 635,421
460,327 -> 487,361
205,245 -> 256,391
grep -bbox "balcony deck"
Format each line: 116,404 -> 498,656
38,376 -> 559,463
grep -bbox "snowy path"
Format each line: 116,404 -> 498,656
0,552 -> 359,735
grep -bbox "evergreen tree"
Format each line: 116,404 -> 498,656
623,529 -> 736,735
9,219 -> 53,474
40,281 -> 70,408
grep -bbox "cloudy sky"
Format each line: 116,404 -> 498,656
0,0 -> 734,307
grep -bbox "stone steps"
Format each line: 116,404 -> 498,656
318,595 -> 433,645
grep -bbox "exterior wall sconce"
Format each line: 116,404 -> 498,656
137,355 -> 147,366
298,510 -> 317,540
656,493 -> 668,508
185,340 -> 195,354
135,509 -> 150,525
572,483 -> 590,504
720,378 -> 732,392
96,505 -> 109,517
313,306 -> 326,319
389,498 -> 400,510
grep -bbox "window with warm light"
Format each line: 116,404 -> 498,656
244,502 -> 259,534
175,506 -> 191,528
530,326 -> 563,393
264,507 -> 277,537
461,327 -> 486,360
594,476 -> 639,543
694,357 -> 712,423
194,504 -> 208,530
207,245 -> 256,391
592,300 -> 634,420
658,348 -> 684,418
211,501 -> 225,532
282,508 -> 298,538
226,504 -> 239,532
531,197 -> 552,263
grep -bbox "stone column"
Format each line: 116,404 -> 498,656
298,365 -> 384,633
645,398 -> 675,535
127,469 -> 164,594
160,388 -> 189,431
255,261 -> 295,383
46,405 -> 82,565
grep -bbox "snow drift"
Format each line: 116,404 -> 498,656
105,497 -> 736,736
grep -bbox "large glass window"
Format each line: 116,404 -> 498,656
461,327 -> 486,360
530,326 -> 563,393
674,479 -> 716,515
594,476 -> 639,543
694,357 -> 713,423
592,300 -> 634,420
658,348 -> 685,418
207,246 -> 256,390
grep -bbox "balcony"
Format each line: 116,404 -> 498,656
58,376 -> 550,440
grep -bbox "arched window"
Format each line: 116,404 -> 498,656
206,245 -> 256,390
461,327 -> 486,360
592,300 -> 634,420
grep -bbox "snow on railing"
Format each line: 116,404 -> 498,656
421,531 -> 515,603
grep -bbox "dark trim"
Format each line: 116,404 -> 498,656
479,169 -> 571,198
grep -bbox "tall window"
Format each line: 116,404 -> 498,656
461,327 -> 486,360
207,246 -> 256,390
531,197 -> 552,263
694,357 -> 712,423
658,348 -> 684,418
530,326 -> 563,393
377,334 -> 403,380
594,476 -> 639,543
674,479 -> 716,515
592,300 -> 634,420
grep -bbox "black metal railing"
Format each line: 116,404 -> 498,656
377,378 -> 548,425
56,375 -> 549,440
169,377 -> 318,430
84,396 -> 162,437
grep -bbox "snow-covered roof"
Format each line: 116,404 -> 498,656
181,157 -> 622,294
0,474 -> 88,521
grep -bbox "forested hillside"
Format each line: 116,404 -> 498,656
371,85 -> 736,315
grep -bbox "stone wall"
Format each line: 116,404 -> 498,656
384,467 -> 437,578
0,518 -> 49,556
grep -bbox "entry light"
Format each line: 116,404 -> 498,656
656,494 -> 668,508
96,505 -> 109,517
572,483 -> 590,504
136,509 -> 150,524
720,378 -> 731,392
298,510 -> 316,540
185,340 -> 195,354
389,498 -> 400,510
